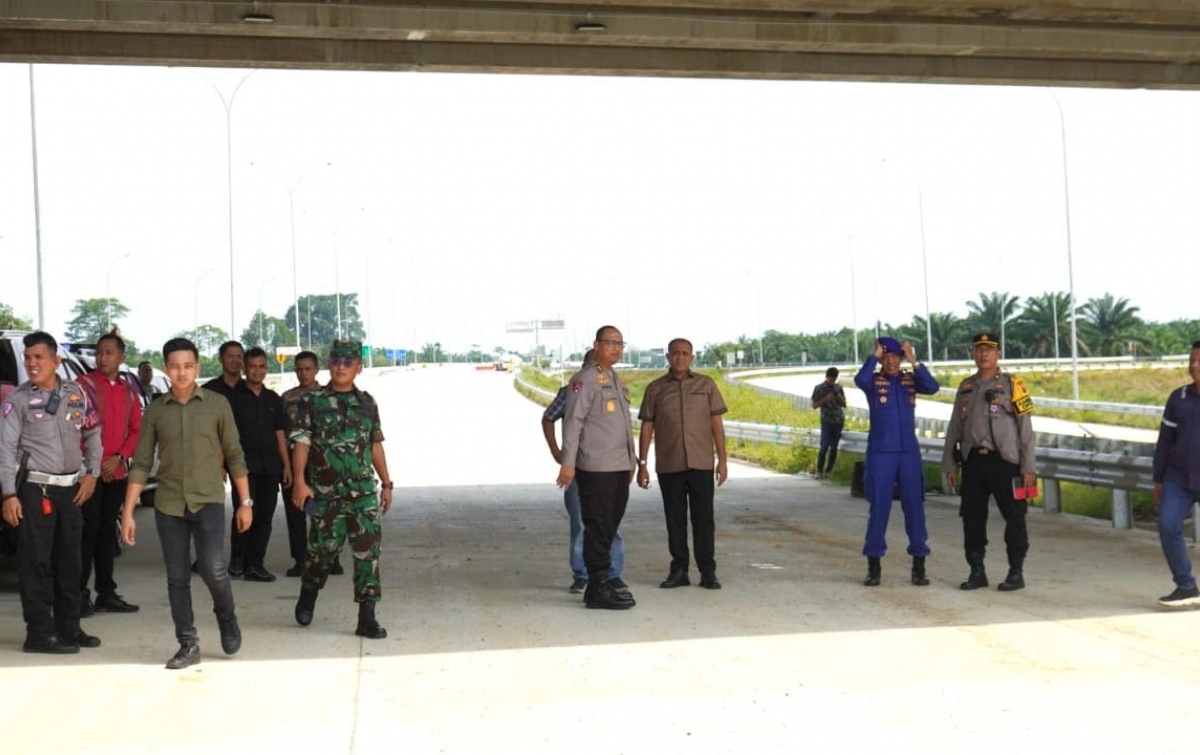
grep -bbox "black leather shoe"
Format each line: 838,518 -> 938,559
228,558 -> 244,578
587,579 -> 636,610
80,595 -> 95,618
285,562 -> 304,578
659,571 -> 690,588
997,569 -> 1025,592
960,567 -> 989,590
165,644 -> 200,670
23,634 -> 80,654
295,587 -> 319,627
242,566 -> 276,583
68,630 -> 102,649
355,602 -> 388,639
699,575 -> 722,589
218,615 -> 242,655
94,592 -> 140,613
330,559 -> 345,576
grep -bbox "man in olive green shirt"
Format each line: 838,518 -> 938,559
121,338 -> 253,670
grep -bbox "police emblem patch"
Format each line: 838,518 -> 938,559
1,402 -> 11,418
572,382 -> 582,393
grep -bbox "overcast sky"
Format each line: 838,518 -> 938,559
1,63 -> 1198,358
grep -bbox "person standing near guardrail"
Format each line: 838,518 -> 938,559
811,367 -> 847,479
941,333 -> 1036,593
1152,340 -> 1200,609
541,348 -> 629,595
1,331 -> 103,654
557,326 -> 637,610
855,337 -> 940,587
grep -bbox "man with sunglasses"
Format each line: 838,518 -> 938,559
291,340 -> 393,639
557,326 -> 637,610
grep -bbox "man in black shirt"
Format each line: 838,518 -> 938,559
229,347 -> 291,582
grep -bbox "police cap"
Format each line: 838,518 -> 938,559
972,333 -> 1001,349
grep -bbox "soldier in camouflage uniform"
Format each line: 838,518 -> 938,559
289,340 -> 394,639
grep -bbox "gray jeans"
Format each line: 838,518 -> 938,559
155,504 -> 236,645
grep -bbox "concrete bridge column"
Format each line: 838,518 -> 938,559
1042,478 -> 1062,514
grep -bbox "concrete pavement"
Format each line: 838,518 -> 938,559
2,365 -> 1198,754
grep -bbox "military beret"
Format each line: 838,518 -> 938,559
329,340 -> 362,360
878,337 -> 903,355
972,333 -> 1001,349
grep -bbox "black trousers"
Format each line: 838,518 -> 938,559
658,469 -> 716,576
14,481 -> 83,639
960,450 -> 1029,567
576,469 -> 630,579
281,485 -> 307,564
231,474 -> 280,569
80,477 -> 126,599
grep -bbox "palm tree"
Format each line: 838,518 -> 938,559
965,291 -> 1022,355
1078,294 -> 1147,356
1013,291 -> 1073,358
904,312 -> 966,361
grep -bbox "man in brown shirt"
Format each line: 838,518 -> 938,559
637,338 -> 729,589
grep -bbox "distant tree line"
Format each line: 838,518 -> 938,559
697,291 -> 1199,367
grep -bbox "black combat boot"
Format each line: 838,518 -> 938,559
355,602 -> 388,639
863,557 -> 881,587
295,586 -> 319,626
911,556 -> 930,586
998,565 -> 1025,592
960,552 -> 988,590
586,575 -> 636,609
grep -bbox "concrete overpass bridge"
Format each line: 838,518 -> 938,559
3,1 -> 1200,89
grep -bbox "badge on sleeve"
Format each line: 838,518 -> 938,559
1,402 -> 12,418
606,400 -> 616,413
1011,376 -> 1034,416
571,381 -> 583,393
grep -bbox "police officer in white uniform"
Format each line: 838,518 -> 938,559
0,332 -> 103,653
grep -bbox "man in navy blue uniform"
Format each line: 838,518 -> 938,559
1153,340 -> 1200,608
854,337 -> 940,587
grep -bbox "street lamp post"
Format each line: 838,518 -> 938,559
28,65 -> 46,329
185,68 -> 257,339
105,252 -> 131,330
1050,90 -> 1081,400
257,276 -> 277,345
919,188 -> 934,364
251,161 -> 332,350
332,206 -> 365,340
364,239 -> 393,370
194,267 -> 215,344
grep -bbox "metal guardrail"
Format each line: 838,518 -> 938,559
519,371 -> 1179,537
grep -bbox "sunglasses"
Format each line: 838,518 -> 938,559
329,357 -> 357,369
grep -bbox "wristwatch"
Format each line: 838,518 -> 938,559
240,498 -> 255,509
381,481 -> 394,490
637,459 -> 648,466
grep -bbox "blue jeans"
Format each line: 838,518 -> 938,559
1158,477 -> 1200,589
817,421 -> 844,474
565,479 -> 623,580
155,504 -> 236,645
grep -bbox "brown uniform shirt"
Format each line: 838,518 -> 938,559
638,370 -> 728,474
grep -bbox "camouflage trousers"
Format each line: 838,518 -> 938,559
301,492 -> 382,603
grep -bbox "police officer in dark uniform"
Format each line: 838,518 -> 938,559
941,333 -> 1037,592
0,331 -> 103,653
